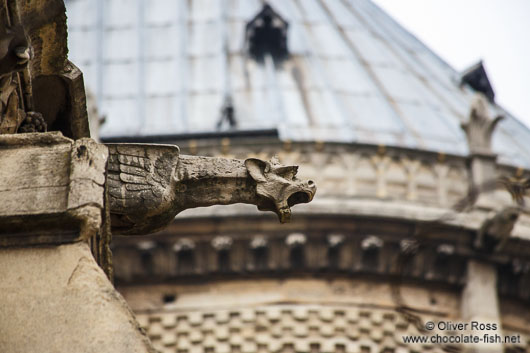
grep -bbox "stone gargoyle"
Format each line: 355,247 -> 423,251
107,144 -> 316,235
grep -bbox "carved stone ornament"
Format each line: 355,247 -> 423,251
0,7 -> 46,134
461,93 -> 504,154
0,0 -> 90,138
474,206 -> 520,252
107,144 -> 316,235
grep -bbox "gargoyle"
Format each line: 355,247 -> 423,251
461,93 -> 503,154
107,144 -> 316,235
474,207 -> 519,252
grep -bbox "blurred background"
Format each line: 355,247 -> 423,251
374,0 -> 530,127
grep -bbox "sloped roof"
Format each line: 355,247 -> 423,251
66,0 -> 530,167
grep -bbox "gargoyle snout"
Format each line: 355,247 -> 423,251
306,180 -> 316,200
274,179 -> 316,223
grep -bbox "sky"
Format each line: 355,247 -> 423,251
373,0 -> 530,128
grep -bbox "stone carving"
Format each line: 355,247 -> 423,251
247,156 -> 315,223
0,3 -> 47,134
461,94 -> 504,154
474,207 -> 520,252
1,0 -> 90,139
0,69 -> 22,132
107,144 -> 316,235
0,48 -> 47,133
497,174 -> 530,206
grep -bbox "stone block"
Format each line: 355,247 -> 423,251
0,242 -> 154,353
0,132 -> 107,246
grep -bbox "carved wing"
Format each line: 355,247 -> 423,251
106,144 -> 180,215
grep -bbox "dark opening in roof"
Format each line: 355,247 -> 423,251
461,61 -> 495,102
245,4 -> 289,62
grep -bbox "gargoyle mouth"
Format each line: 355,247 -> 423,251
287,190 -> 313,207
273,190 -> 314,223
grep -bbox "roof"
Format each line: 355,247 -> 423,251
65,0 -> 530,168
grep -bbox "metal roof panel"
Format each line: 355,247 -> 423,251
66,0 -> 530,168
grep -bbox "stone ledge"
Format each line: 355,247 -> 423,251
0,132 -> 108,246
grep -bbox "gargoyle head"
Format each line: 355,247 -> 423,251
245,157 -> 316,223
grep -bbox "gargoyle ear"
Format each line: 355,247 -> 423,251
245,158 -> 270,182
274,166 -> 298,179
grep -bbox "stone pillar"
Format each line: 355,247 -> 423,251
460,95 -> 504,353
0,132 -> 155,353
461,260 -> 503,353
470,153 -> 509,209
470,153 -> 497,187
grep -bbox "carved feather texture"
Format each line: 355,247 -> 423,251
106,144 -> 179,214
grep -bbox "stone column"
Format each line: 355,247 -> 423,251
460,94 -> 504,353
461,260 -> 503,353
461,150 -> 503,353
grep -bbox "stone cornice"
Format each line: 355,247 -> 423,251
112,215 -> 530,303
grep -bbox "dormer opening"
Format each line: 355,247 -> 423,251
461,61 -> 495,102
245,3 -> 289,62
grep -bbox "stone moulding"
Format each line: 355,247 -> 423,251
0,131 -> 107,246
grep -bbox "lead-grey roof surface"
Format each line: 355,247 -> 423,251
65,0 -> 530,168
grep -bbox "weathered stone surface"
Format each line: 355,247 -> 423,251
0,132 -> 107,245
0,0 -> 90,138
0,242 -> 155,353
475,207 -> 520,252
120,278 -> 460,353
461,260 -> 503,353
107,144 -> 316,235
